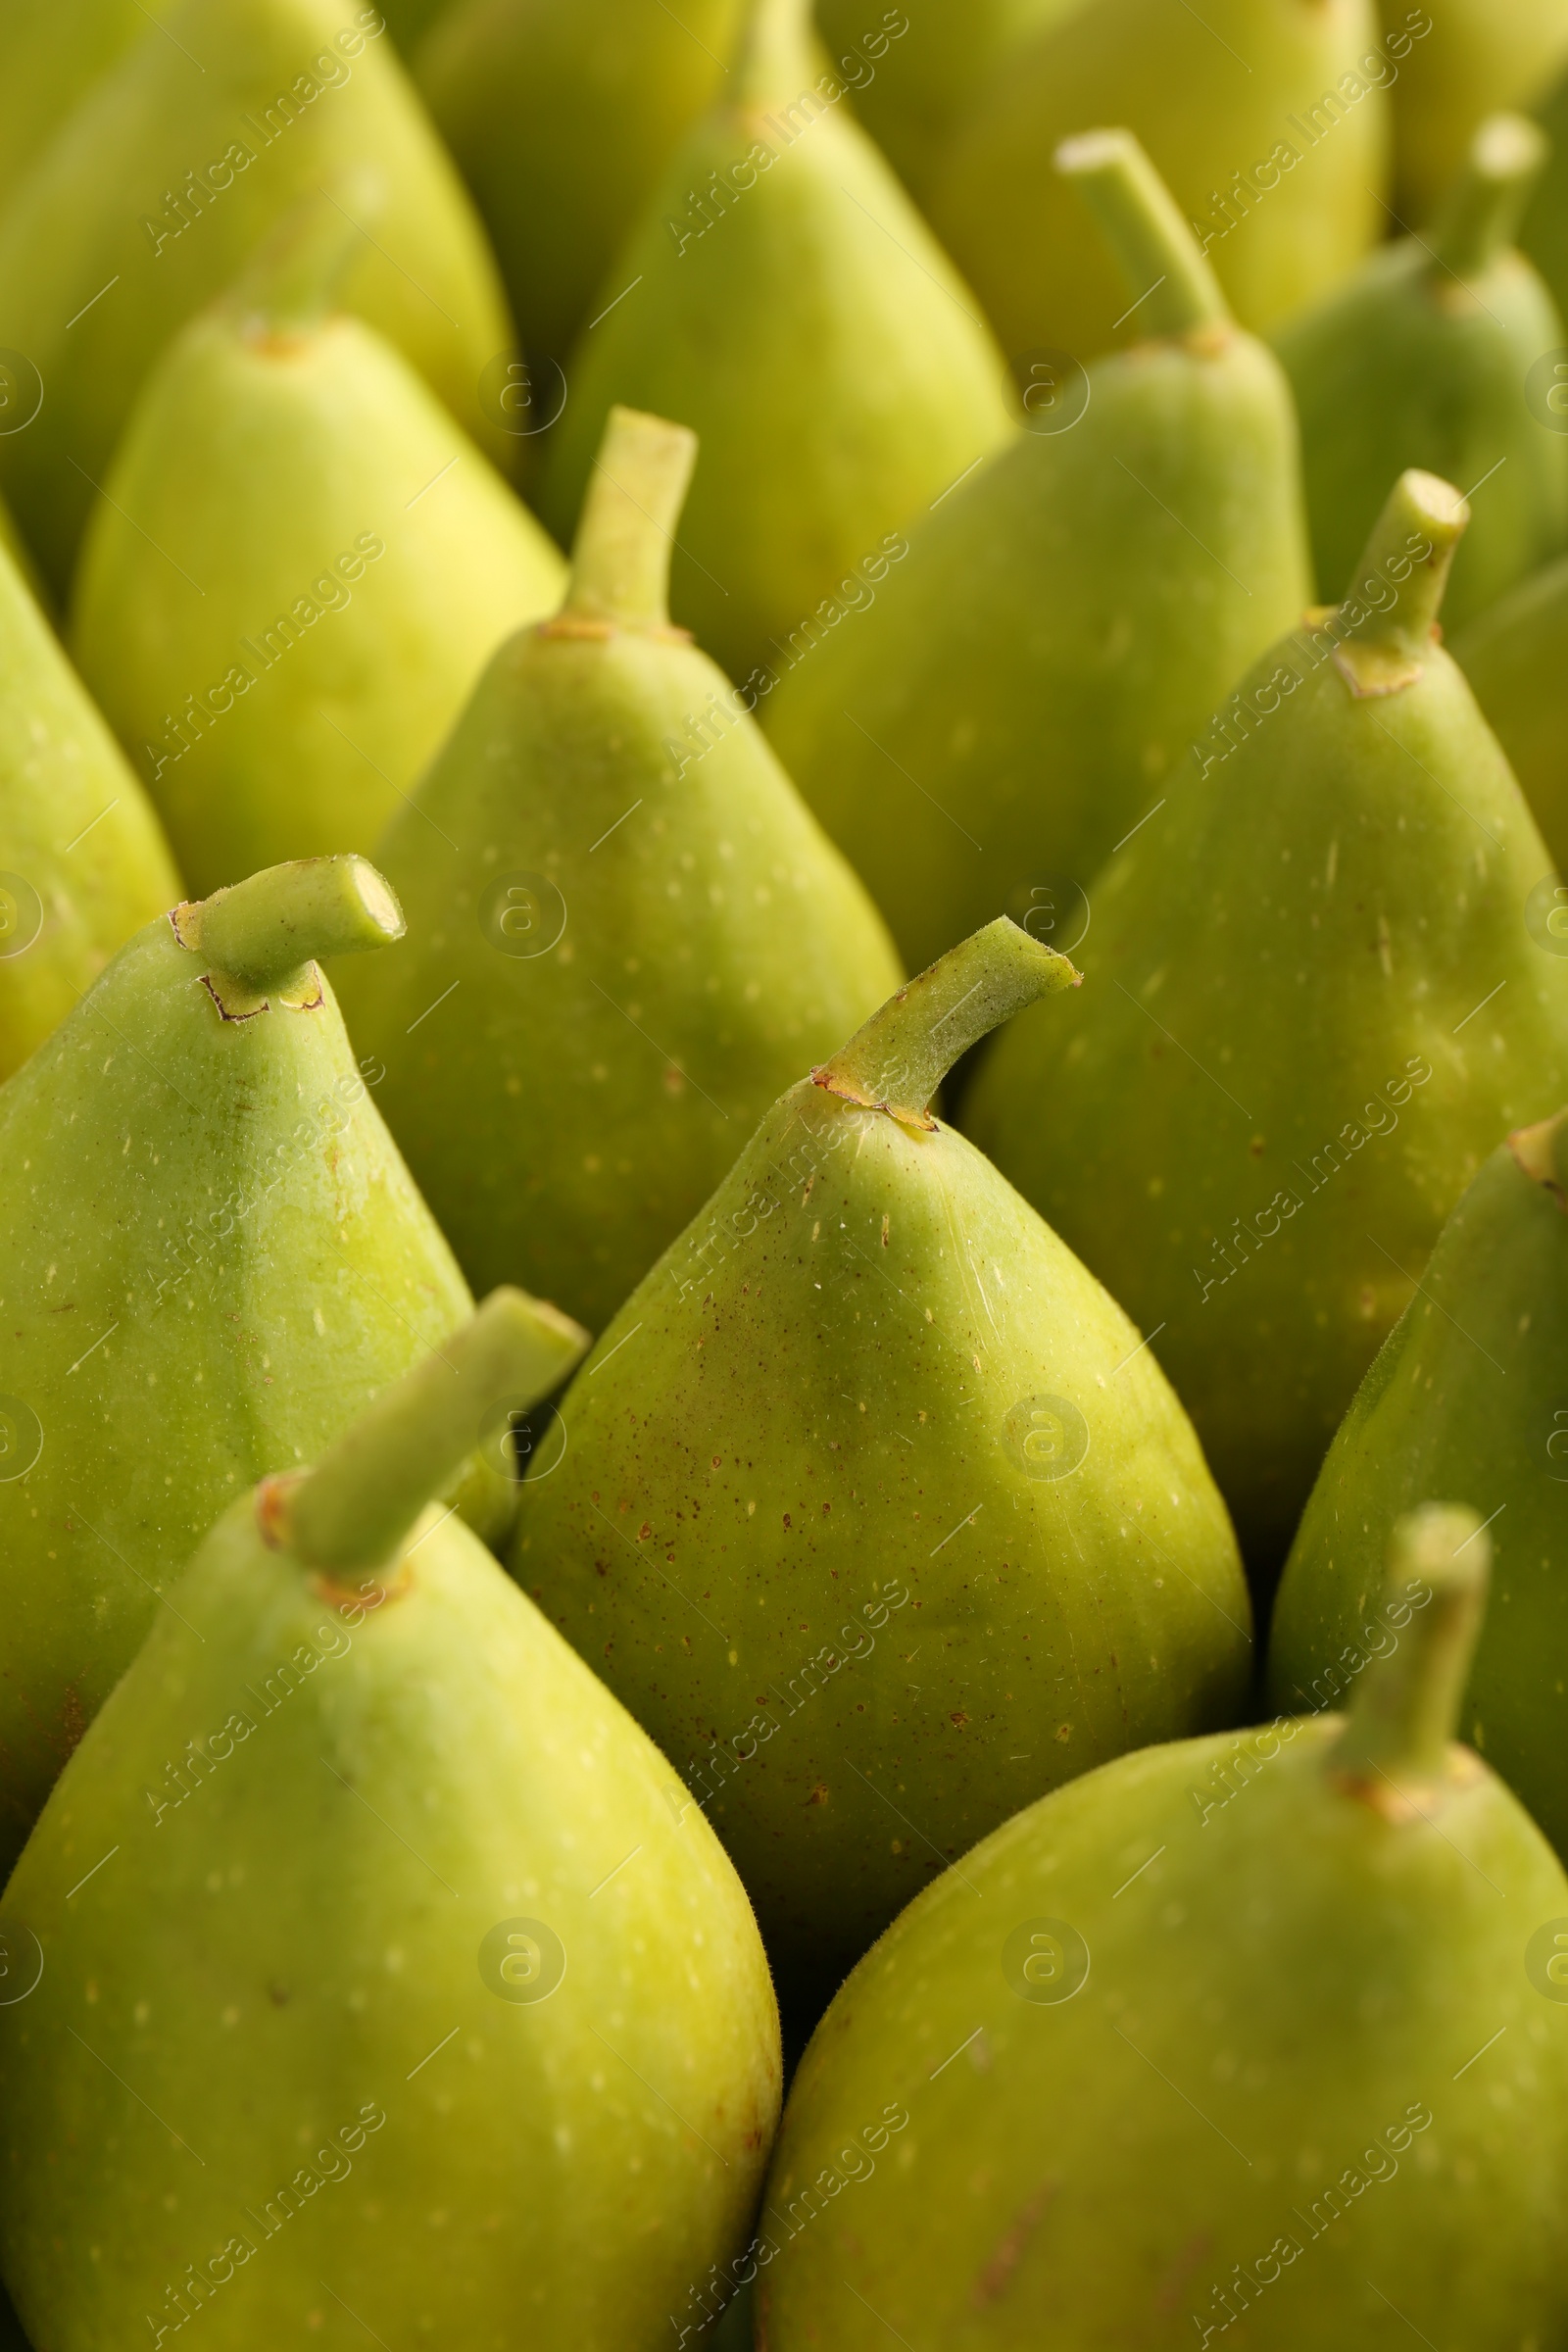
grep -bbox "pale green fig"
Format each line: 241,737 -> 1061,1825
757,1508 -> 1568,2348
0,0 -> 513,594
0,529 -> 181,1082
514,919 -> 1252,2016
537,0 -> 1016,680
0,855 -> 511,1876
1271,1105 -> 1568,1860
0,0 -> 181,210
337,405 -> 902,1336
929,0 -> 1389,366
0,1293 -> 782,2349
70,197 -> 564,899
1274,113 -> 1568,631
761,128 -> 1312,978
1453,550 -> 1568,865
1388,0 -> 1568,214
811,0 -> 1083,200
965,472 -> 1568,1572
418,0 -> 744,378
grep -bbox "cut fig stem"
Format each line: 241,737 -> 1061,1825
1338,468 -> 1469,657
286,1289 -> 591,1574
736,0 -> 811,113
1329,1504 -> 1490,1785
564,405 -> 697,630
1056,127 -> 1230,339
813,915 -> 1081,1129
1427,114 -> 1546,282
181,857 -> 406,994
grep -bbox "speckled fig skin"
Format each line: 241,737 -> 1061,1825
514,923 -> 1251,2013
0,858 -> 496,1878
757,1512 -> 1568,2350
1273,114 -> 1568,631
965,472 -> 1568,1577
1271,1107 -> 1568,1857
0,1297 -> 781,2352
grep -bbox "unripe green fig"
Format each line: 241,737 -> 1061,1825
0,0 -> 513,595
811,0 -> 1082,201
762,128 -> 1311,977
1274,113 -> 1568,631
338,405 -> 902,1337
514,919 -> 1251,2016
0,0 -> 181,211
70,196 -> 564,899
1452,551 -> 1568,864
759,1508 -> 1568,2349
0,529 -> 181,1081
418,0 -> 744,383
0,1293 -> 782,2349
1272,1105 -> 1568,1860
0,856 -> 507,1875
929,0 -> 1388,367
965,471 -> 1568,1574
537,0 -> 1016,681
1389,0 -> 1568,215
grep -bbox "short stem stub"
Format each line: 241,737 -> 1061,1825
562,406 -> 697,632
279,1289 -> 591,1577
1333,469 -> 1468,696
813,917 -> 1081,1130
227,178 -> 377,339
1427,113 -> 1545,281
175,857 -> 405,999
735,0 -> 811,113
1329,1504 -> 1489,1791
1057,129 -> 1230,340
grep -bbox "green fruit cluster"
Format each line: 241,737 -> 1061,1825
0,0 -> 1567,2345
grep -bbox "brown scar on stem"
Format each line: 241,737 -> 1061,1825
972,2181 -> 1057,2308
536,614 -> 692,645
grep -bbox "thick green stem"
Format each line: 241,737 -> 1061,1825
1427,114 -> 1545,280
283,1289 -> 591,1575
227,181 -> 371,335
1330,1505 -> 1489,1786
564,407 -> 697,631
1057,129 -> 1229,338
814,918 -> 1081,1131
1336,469 -> 1468,686
735,0 -> 811,111
179,857 -> 404,993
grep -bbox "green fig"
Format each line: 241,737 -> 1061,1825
0,529 -> 182,1082
0,0 -> 513,595
337,405 -> 903,1336
514,918 -> 1252,2016
1273,113 -> 1568,632
378,0 -> 455,42
1388,0 -> 1568,215
418,0 -> 744,381
0,855 -> 510,1875
0,1292 -> 782,2349
1452,550 -> 1568,866
1271,1106 -> 1568,1860
965,471 -> 1568,1572
536,0 -> 1016,681
755,1508 -> 1568,2349
811,0 -> 1082,200
0,0 -> 181,212
70,196 -> 564,900
761,128 -> 1312,979
928,0 -> 1390,368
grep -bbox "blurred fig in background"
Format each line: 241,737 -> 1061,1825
763,129 -> 1311,977
1275,113 -> 1568,631
538,0 -> 1016,681
930,0 -> 1389,367
71,191 -> 564,897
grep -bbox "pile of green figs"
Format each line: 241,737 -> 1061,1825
5,1 -> 1568,2345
